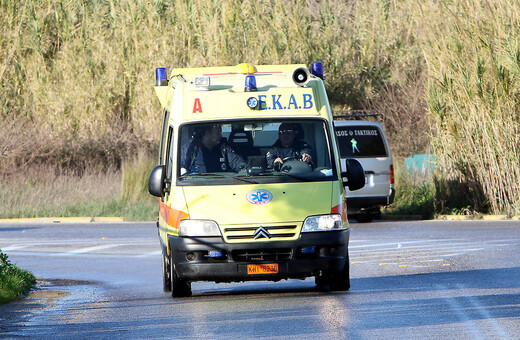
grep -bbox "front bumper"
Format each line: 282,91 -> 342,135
168,229 -> 349,283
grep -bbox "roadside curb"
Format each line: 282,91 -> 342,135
436,214 -> 520,221
1,215 -> 519,224
380,214 -> 520,221
0,217 -> 125,224
379,215 -> 424,221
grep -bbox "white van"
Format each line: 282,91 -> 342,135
334,120 -> 395,222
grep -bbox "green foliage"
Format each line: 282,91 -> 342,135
0,250 -> 36,304
384,166 -> 435,218
422,0 -> 520,215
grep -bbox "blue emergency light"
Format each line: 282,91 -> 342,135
244,75 -> 257,92
311,62 -> 324,80
155,67 -> 168,86
208,250 -> 223,258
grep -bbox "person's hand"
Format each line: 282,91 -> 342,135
274,158 -> 283,171
301,153 -> 312,163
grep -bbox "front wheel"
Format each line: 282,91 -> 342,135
329,261 -> 350,291
162,252 -> 171,293
170,256 -> 192,298
315,256 -> 350,291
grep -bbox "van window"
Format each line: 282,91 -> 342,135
165,126 -> 174,181
335,126 -> 387,158
177,118 -> 337,185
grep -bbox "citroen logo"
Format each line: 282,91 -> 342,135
253,227 -> 271,240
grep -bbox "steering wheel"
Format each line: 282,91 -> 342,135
281,156 -> 300,163
282,156 -> 314,169
278,156 -> 314,173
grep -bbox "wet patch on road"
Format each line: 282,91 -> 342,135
0,278 -> 93,338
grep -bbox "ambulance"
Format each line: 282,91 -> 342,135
148,63 -> 365,297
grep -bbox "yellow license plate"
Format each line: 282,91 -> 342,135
247,264 -> 279,275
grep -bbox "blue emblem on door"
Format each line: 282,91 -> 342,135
246,189 -> 273,205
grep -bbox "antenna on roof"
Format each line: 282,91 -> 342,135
243,29 -> 250,74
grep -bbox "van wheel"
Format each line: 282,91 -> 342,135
355,213 -> 374,223
315,257 -> 350,291
329,261 -> 350,291
170,258 -> 192,298
162,252 -> 171,292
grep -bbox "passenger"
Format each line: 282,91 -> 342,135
266,122 -> 314,170
180,124 -> 246,174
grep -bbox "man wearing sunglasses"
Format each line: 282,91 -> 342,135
266,122 -> 314,171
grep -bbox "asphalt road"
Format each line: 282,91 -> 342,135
1,220 -> 519,339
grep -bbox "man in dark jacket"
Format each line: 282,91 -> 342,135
180,125 -> 246,174
266,122 -> 314,170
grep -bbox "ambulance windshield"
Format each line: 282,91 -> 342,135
177,119 -> 337,185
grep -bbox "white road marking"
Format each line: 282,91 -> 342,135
59,244 -> 122,255
133,250 -> 162,258
0,245 -> 30,251
349,238 -> 515,266
437,284 -> 512,340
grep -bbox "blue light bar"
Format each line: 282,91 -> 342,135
244,75 -> 257,92
155,67 -> 168,86
311,62 -> 324,80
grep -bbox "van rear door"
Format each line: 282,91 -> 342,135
334,122 -> 392,200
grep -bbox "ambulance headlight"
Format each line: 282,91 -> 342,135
301,214 -> 343,232
179,220 -> 221,237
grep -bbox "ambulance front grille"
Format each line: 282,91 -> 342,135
232,248 -> 292,262
223,225 -> 298,241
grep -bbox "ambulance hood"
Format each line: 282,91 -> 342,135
182,182 -> 333,225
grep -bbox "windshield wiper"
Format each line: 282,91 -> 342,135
181,172 -> 258,184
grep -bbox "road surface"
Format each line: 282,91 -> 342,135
1,220 -> 519,339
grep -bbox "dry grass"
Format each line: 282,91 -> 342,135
0,0 -> 428,166
419,0 -> 520,214
0,165 -> 121,218
1,0 -> 519,215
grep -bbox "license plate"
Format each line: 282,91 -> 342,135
247,264 -> 279,275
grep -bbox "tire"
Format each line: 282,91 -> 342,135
162,252 -> 172,293
329,262 -> 350,291
170,255 -> 192,298
316,255 -> 350,291
355,213 -> 374,223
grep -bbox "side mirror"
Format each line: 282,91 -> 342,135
148,165 -> 166,197
342,159 -> 365,191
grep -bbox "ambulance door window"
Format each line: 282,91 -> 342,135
159,109 -> 170,164
164,126 -> 174,196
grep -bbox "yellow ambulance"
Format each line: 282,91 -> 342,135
148,63 -> 365,297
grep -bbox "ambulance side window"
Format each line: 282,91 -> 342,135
165,126 -> 174,183
159,109 -> 170,164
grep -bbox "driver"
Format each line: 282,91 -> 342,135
266,122 -> 314,170
180,124 -> 246,174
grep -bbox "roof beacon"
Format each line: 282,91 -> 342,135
155,67 -> 168,86
311,62 -> 324,80
245,75 -> 257,92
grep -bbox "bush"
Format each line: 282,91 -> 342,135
0,250 -> 36,304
